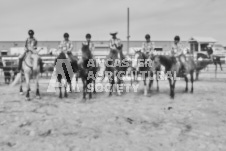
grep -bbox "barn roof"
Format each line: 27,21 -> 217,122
189,37 -> 217,43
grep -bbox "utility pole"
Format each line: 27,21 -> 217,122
127,7 -> 130,55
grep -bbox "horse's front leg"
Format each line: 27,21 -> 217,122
24,73 -> 30,101
19,73 -> 23,95
168,78 -> 173,99
35,74 -> 41,99
88,80 -> 93,99
148,72 -> 154,92
82,79 -> 87,101
144,76 -> 147,96
109,75 -> 114,97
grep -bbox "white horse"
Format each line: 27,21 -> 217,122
11,51 -> 41,101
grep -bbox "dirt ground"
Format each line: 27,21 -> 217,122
0,75 -> 226,151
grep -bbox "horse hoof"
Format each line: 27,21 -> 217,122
20,92 -> 24,95
190,90 -> 193,93
184,89 -> 188,93
59,95 -> 62,99
25,97 -> 31,101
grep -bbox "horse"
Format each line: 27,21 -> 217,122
133,51 -> 160,95
11,52 -> 41,101
104,44 -> 128,96
54,51 -> 77,98
78,44 -> 99,101
196,53 -> 222,79
195,53 -> 213,80
153,54 -> 196,98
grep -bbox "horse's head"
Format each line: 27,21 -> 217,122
81,44 -> 92,60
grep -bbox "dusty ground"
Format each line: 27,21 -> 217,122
0,73 -> 226,151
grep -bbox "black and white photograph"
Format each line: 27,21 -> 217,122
0,0 -> 225,150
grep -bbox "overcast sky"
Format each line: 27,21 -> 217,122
0,0 -> 225,45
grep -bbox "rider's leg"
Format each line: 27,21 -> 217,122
18,52 -> 26,71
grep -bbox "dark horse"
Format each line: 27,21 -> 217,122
55,52 -> 78,98
196,53 -> 223,79
153,54 -> 196,98
104,44 -> 128,96
133,51 -> 160,95
78,44 -> 99,101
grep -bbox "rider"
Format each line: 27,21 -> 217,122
207,44 -> 214,61
59,33 -> 73,57
171,35 -> 186,75
82,33 -> 95,52
18,30 -> 43,72
142,34 -> 155,55
109,32 -> 122,59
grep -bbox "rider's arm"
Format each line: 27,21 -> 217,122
91,43 -> 95,51
68,42 -> 73,52
109,40 -> 115,50
24,38 -> 29,52
141,42 -> 145,52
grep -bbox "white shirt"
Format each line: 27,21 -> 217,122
109,38 -> 122,50
59,40 -> 73,53
142,41 -> 155,53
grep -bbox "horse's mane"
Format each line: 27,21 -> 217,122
82,45 -> 92,59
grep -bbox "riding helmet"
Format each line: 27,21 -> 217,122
28,30 -> 34,35
145,34 -> 150,39
174,35 -> 180,41
86,33 -> 91,38
64,33 -> 69,38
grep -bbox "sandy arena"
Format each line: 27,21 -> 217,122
0,71 -> 225,151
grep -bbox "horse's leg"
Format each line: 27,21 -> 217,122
24,73 -> 30,101
109,75 -> 114,97
156,74 -> 159,92
219,61 -> 223,71
64,82 -> 68,98
19,73 -> 23,95
82,79 -> 86,100
144,77 -> 147,96
93,80 -> 96,94
88,80 -> 92,99
215,63 -> 217,78
148,72 -> 154,92
58,77 -> 62,99
168,78 -> 173,98
195,70 -> 199,81
172,79 -> 176,99
190,71 -> 194,93
35,73 -> 41,99
184,75 -> 188,92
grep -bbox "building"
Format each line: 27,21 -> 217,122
189,37 -> 217,53
0,40 -> 189,57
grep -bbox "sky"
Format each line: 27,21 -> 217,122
0,0 -> 225,45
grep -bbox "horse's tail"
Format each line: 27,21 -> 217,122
10,72 -> 21,87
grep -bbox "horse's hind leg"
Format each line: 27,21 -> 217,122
184,76 -> 188,92
64,82 -> 68,98
190,71 -> 194,93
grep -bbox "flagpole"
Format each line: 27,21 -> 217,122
127,7 -> 130,55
